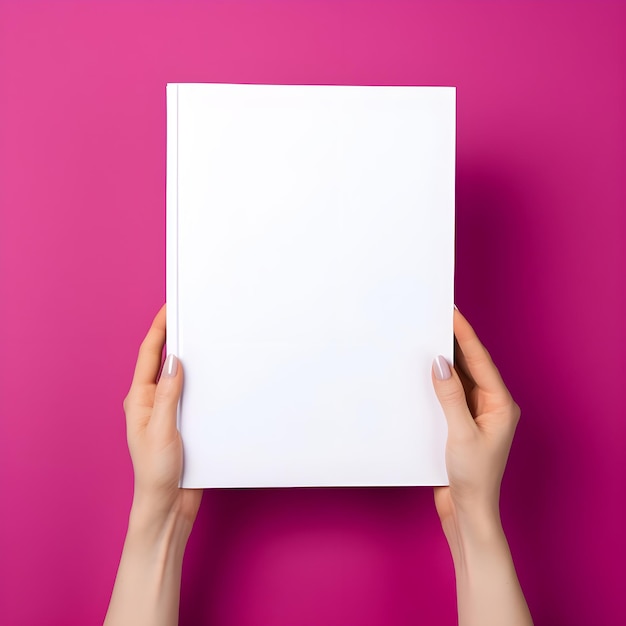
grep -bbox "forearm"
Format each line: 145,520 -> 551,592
103,504 -> 193,626
443,509 -> 533,626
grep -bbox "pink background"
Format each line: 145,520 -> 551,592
1,1 -> 624,624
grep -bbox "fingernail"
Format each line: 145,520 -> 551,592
433,355 -> 451,380
454,303 -> 459,310
163,354 -> 178,378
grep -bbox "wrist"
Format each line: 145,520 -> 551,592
104,497 -> 192,626
441,508 -> 516,592
440,502 -> 505,562
127,499 -> 195,557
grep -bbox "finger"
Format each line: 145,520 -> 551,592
130,304 -> 167,389
453,308 -> 510,399
149,354 -> 183,437
432,356 -> 476,434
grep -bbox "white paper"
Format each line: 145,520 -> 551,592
166,83 -> 455,488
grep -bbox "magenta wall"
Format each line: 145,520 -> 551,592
1,1 -> 624,624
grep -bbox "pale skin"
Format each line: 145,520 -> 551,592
104,305 -> 533,626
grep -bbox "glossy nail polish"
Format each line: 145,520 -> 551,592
163,354 -> 178,378
433,355 -> 451,380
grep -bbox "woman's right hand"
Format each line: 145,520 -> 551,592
430,308 -> 532,626
431,307 -> 521,529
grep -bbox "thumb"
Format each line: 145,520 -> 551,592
431,355 -> 474,434
149,353 -> 183,437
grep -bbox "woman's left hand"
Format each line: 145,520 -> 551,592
105,305 -> 202,626
123,304 -> 202,528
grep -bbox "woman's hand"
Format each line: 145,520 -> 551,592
104,304 -> 202,626
123,304 -> 202,527
431,308 -> 532,626
432,307 -> 520,527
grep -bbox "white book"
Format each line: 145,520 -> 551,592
166,83 -> 455,488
